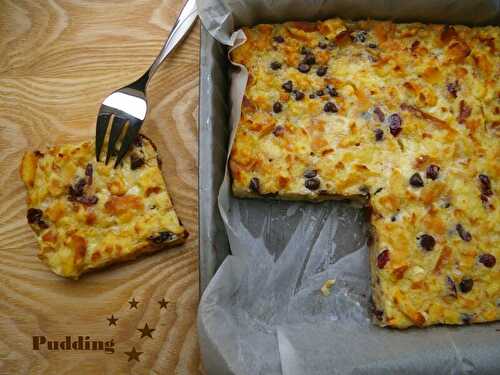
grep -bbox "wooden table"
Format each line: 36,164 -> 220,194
0,1 -> 202,373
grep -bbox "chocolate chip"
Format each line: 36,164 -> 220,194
34,150 -> 44,157
148,231 -> 175,244
69,178 -> 86,197
459,278 -> 473,293
270,61 -> 282,70
27,208 -> 43,224
377,249 -> 390,269
293,90 -> 305,101
388,113 -> 402,136
309,93 -> 316,99
456,224 -> 472,242
282,80 -> 293,92
130,154 -> 145,170
298,63 -> 311,73
368,43 -> 377,48
305,177 -> 320,190
447,276 -> 458,298
326,85 -> 338,97
478,174 -> 492,196
447,80 -> 460,98
316,66 -> 327,76
409,173 -> 424,187
374,128 -> 384,141
315,90 -> 324,97
303,54 -> 316,65
373,107 -> 385,122
426,164 -> 440,180
478,253 -> 496,268
374,187 -> 384,195
353,30 -> 368,43
273,125 -> 285,137
273,102 -> 283,113
324,102 -> 338,113
249,177 -> 260,193
273,35 -> 284,43
300,46 -> 311,54
318,40 -> 328,49
303,169 -> 317,178
419,234 -> 436,251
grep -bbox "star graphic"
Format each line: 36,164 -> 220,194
107,314 -> 119,326
158,298 -> 169,309
137,323 -> 155,339
124,346 -> 143,362
128,298 -> 139,309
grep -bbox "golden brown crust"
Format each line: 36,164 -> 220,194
21,135 -> 188,279
230,19 -> 500,328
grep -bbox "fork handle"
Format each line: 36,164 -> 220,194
148,0 -> 198,81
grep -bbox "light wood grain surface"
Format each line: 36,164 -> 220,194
0,0 -> 202,374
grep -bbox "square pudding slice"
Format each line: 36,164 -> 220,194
20,135 -> 188,279
229,19 -> 499,327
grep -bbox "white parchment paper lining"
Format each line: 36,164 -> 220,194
196,1 -> 500,374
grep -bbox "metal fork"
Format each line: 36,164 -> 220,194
95,0 -> 198,167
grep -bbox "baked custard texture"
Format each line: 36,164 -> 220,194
21,135 -> 187,279
230,19 -> 499,328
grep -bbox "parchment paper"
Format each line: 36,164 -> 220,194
196,1 -> 500,374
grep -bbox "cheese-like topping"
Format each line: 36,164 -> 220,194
230,19 -> 499,328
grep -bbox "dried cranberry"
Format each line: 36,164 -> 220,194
447,276 -> 457,298
305,178 -> 320,190
478,174 -> 492,196
85,163 -> 93,185
324,102 -> 338,113
326,85 -> 338,97
373,107 -> 385,122
273,102 -> 283,113
478,253 -> 496,268
273,35 -> 284,43
303,169 -> 317,178
316,66 -> 327,77
388,113 -> 402,136
249,177 -> 260,193
148,231 -> 175,244
298,63 -> 311,73
419,234 -> 436,251
273,126 -> 285,137
409,173 -> 424,188
293,91 -> 305,101
374,129 -> 384,141
377,249 -> 390,269
426,164 -> 440,180
282,80 -> 293,92
456,224 -> 472,242
270,61 -> 282,70
458,100 -> 471,123
447,81 -> 460,98
130,154 -> 145,170
459,278 -> 473,293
